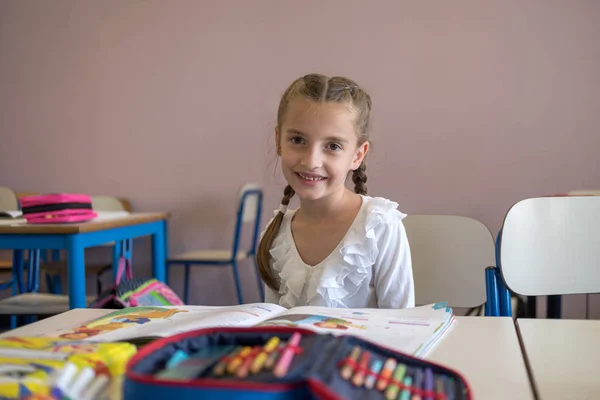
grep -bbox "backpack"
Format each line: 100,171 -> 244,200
90,256 -> 184,308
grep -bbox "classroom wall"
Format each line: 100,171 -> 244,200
1,1 -> 599,315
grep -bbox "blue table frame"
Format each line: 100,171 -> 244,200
0,213 -> 169,309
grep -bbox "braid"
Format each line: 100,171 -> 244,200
352,162 -> 368,195
256,185 -> 295,292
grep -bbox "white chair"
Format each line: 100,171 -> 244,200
402,214 -> 496,310
498,196 -> 600,316
167,183 -> 265,305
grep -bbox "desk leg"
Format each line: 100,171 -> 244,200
151,221 -> 167,283
66,235 -> 87,309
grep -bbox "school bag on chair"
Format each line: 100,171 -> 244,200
90,256 -> 185,309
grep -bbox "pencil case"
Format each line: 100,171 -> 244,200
19,193 -> 97,224
123,326 -> 472,400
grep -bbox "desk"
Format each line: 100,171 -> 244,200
517,318 -> 600,400
1,311 -> 534,399
0,212 -> 169,309
427,316 -> 534,400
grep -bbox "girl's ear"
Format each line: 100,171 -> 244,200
275,126 -> 281,155
352,141 -> 369,170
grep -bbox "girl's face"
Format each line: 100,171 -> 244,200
276,99 -> 368,203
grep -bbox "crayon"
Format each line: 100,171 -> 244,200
376,358 -> 397,391
351,349 -> 371,387
364,359 -> 383,390
227,346 -> 252,375
236,346 -> 261,378
340,346 -> 361,380
273,332 -> 302,378
385,363 -> 407,400
251,337 -> 280,374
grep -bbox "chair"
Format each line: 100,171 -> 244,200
495,196 -> 600,317
402,214 -> 497,313
167,183 -> 265,305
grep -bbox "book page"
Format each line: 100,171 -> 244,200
45,303 -> 287,342
256,304 -> 453,357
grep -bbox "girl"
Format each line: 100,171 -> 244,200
257,74 -> 415,309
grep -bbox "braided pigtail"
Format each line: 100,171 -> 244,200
256,185 -> 295,291
352,162 -> 368,195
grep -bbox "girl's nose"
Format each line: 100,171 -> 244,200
301,147 -> 323,169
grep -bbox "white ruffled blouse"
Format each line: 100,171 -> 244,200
263,195 -> 415,309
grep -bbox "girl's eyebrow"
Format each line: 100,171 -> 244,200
286,128 -> 349,143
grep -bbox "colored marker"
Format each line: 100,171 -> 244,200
445,376 -> 456,400
411,369 -> 424,400
65,367 -> 96,399
81,374 -> 110,400
351,349 -> 371,387
424,368 -> 434,400
376,358 -> 397,391
227,346 -> 252,374
166,350 -> 189,368
400,376 -> 413,400
385,363 -> 407,400
364,359 -> 383,389
50,362 -> 78,399
436,376 -> 446,397
251,336 -> 280,374
273,332 -> 302,378
340,346 -> 361,380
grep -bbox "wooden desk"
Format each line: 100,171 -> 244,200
517,318 -> 600,400
0,212 -> 169,308
427,316 -> 534,400
1,312 -> 535,399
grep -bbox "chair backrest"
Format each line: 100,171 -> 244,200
232,183 -> 263,255
0,187 -> 18,211
499,196 -> 600,296
91,195 -> 132,212
403,214 -> 496,308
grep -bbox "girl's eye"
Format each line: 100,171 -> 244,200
290,136 -> 305,145
327,143 -> 342,151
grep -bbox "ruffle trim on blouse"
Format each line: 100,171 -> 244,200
269,197 -> 406,308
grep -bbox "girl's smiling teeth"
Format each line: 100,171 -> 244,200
296,172 -> 327,181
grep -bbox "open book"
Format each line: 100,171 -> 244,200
39,303 -> 455,358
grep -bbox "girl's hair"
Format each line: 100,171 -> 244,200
257,73 -> 373,292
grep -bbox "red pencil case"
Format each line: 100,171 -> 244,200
123,327 -> 472,400
19,193 -> 97,224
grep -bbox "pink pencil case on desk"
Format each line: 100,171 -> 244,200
20,193 -> 97,224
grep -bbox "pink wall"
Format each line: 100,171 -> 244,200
1,1 -> 599,315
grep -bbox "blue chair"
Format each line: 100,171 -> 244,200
485,229 -> 512,317
167,183 -> 265,305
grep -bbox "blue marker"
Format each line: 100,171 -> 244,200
365,359 -> 383,389
166,350 -> 189,368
